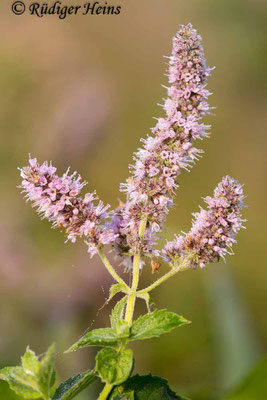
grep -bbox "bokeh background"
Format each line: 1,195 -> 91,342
0,0 -> 266,398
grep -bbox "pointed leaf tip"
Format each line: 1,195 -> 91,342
129,309 -> 190,341
110,296 -> 127,330
65,328 -> 119,353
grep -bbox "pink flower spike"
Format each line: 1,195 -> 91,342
113,23 -> 213,262
162,176 -> 245,269
19,157 -> 116,256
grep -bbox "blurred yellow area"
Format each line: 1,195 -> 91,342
0,0 -> 266,398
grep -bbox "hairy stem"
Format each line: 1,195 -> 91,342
139,261 -> 190,295
98,247 -> 129,290
139,268 -> 178,295
97,383 -> 113,400
125,215 -> 147,325
125,253 -> 140,325
138,214 -> 147,238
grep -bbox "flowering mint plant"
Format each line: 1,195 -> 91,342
0,24 -> 245,400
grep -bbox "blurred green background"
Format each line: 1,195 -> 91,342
0,0 -> 266,398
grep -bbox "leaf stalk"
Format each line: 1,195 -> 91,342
97,383 -> 113,400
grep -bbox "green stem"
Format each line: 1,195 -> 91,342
138,214 -> 147,238
138,261 -> 190,295
97,383 -> 113,400
96,217 -> 145,398
125,253 -> 140,325
124,215 -> 147,325
96,250 -> 129,400
98,247 -> 129,290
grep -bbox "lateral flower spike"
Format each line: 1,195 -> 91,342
163,176 -> 246,269
19,157 -> 118,257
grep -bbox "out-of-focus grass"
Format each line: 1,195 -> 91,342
204,264 -> 260,390
225,358 -> 267,400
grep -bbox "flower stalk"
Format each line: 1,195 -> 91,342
138,265 -> 186,296
97,247 -> 129,290
5,23 -> 246,400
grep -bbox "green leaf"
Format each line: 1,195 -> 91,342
65,328 -> 120,352
38,343 -> 56,398
108,284 -> 129,303
225,358 -> 267,400
110,391 -> 134,400
0,345 -> 56,400
53,370 -> 97,400
67,310 -> 189,352
5,367 -> 41,399
96,348 -> 133,385
136,293 -> 151,312
0,367 -> 13,382
129,310 -> 190,341
115,320 -> 130,338
21,348 -> 40,376
109,374 -> 189,399
110,297 -> 128,330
